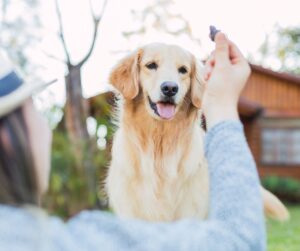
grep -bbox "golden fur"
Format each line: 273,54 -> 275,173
106,43 -> 289,222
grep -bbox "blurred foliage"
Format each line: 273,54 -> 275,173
0,0 -> 41,75
124,0 -> 197,40
119,0 -> 201,55
259,25 -> 300,74
262,176 -> 300,203
43,93 -> 115,218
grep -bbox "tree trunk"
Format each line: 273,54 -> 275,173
65,65 -> 89,154
65,65 -> 97,203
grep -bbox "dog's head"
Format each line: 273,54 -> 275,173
109,43 -> 205,120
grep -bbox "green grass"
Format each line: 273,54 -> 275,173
267,205 -> 300,251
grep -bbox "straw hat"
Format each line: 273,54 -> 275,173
0,50 -> 56,118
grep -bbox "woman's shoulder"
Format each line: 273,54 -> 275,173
0,205 -> 83,251
0,204 -> 132,251
0,204 -> 49,250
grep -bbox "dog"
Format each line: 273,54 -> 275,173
106,43 -> 289,222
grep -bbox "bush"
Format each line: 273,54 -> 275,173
262,176 -> 300,203
41,94 -> 115,218
43,126 -> 112,218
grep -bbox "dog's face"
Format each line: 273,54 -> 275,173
110,43 -> 205,120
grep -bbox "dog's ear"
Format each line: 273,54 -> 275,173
190,57 -> 206,109
109,49 -> 143,99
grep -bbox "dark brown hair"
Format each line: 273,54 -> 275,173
0,107 -> 39,205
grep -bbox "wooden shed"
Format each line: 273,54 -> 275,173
239,64 -> 300,179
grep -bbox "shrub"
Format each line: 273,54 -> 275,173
44,125 -> 113,218
262,176 -> 300,203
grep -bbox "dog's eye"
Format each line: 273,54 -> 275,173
146,62 -> 158,70
178,66 -> 188,74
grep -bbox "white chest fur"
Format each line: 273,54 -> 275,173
106,124 -> 209,221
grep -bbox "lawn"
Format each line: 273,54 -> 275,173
267,205 -> 300,251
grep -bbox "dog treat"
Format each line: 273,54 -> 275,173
209,25 -> 221,42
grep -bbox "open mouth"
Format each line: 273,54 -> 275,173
148,97 -> 176,120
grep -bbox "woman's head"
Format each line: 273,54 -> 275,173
0,99 -> 52,206
0,51 -> 54,206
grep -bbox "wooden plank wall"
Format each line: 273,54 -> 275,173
242,72 -> 300,113
241,71 -> 300,179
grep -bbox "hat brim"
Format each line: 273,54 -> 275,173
0,79 -> 57,118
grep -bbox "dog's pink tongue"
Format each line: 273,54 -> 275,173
157,103 -> 175,119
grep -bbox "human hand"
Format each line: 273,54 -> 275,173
202,32 -> 251,129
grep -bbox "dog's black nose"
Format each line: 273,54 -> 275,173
161,82 -> 178,97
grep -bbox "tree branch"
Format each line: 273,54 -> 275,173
55,0 -> 72,66
42,49 -> 67,64
89,0 -> 108,23
77,0 -> 108,67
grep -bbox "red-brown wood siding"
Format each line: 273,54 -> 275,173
241,70 -> 300,179
242,72 -> 300,114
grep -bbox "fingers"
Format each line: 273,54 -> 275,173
214,33 -> 230,67
228,40 -> 245,64
208,33 -> 246,67
204,68 -> 211,81
204,53 -> 215,80
205,33 -> 247,80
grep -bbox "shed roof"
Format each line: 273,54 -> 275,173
250,64 -> 300,85
238,97 -> 263,119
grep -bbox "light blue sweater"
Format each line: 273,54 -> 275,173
0,121 -> 266,251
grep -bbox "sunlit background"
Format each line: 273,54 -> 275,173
2,0 -> 299,109
1,1 -> 300,249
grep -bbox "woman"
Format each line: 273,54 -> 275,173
0,33 -> 266,251
0,53 -> 52,207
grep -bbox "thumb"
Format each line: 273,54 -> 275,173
214,33 -> 230,66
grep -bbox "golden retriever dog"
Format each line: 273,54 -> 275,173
106,43 -> 289,222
